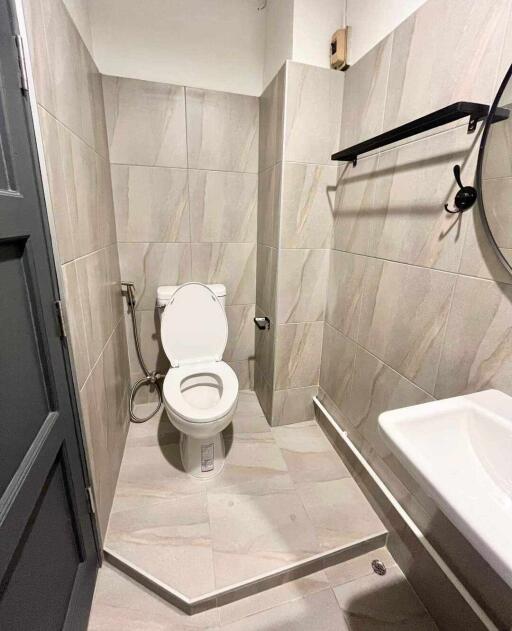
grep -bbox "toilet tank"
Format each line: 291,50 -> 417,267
156,283 -> 227,311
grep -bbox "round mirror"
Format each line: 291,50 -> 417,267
478,64 -> 512,272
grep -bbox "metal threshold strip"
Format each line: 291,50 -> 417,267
103,531 -> 387,615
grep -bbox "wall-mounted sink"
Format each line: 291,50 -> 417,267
378,389 -> 512,588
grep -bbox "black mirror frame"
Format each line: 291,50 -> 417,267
477,63 -> 512,276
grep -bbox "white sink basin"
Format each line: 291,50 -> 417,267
378,389 -> 512,587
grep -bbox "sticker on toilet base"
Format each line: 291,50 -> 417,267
201,443 -> 214,472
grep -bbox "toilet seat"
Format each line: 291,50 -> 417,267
161,283 -> 227,367
163,361 -> 238,423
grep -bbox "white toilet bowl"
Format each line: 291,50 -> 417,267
158,283 -> 239,479
163,360 -> 238,478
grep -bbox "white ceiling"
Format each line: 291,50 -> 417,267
89,0 -> 267,96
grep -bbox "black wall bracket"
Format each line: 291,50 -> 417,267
332,102 -> 509,165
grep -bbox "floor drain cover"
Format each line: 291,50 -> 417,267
371,559 -> 387,576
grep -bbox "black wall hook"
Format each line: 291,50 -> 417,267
444,165 -> 477,214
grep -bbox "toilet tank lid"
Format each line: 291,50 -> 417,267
157,283 -> 226,306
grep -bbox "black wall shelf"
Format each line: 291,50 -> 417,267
332,101 -> 509,165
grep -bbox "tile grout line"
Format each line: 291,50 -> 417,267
329,246 -> 512,288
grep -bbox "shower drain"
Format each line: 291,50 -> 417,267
371,559 -> 387,576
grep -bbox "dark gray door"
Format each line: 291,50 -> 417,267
0,1 -> 99,629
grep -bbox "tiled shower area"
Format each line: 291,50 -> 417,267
104,393 -> 386,599
91,393 -> 439,629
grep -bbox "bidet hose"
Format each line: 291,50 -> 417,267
122,282 -> 165,423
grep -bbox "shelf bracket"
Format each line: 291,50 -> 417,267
467,114 -> 479,133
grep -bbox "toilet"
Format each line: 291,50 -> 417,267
157,282 -> 239,479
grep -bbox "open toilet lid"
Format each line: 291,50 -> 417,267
161,283 -> 228,367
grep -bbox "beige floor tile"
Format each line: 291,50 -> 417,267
326,547 -> 396,587
271,421 -> 350,483
209,483 -> 320,588
205,432 -> 292,494
220,588 -> 349,631
111,440 -> 204,513
107,390 -> 393,601
126,406 -> 178,447
88,565 -> 219,630
106,494 -> 215,597
333,565 -> 438,630
298,478 -> 386,550
217,570 -> 330,626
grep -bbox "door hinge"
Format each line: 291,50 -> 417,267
55,300 -> 67,339
14,35 -> 29,93
85,486 -> 96,516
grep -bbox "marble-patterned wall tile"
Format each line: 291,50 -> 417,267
106,244 -> 124,326
325,251 -> 366,340
189,170 -> 257,243
62,130 -> 93,254
358,259 -> 456,393
102,76 -> 187,168
224,304 -> 256,362
369,127 -> 478,272
384,0 -> 509,132
276,249 -> 329,324
346,346 -> 433,457
482,112 -> 512,180
274,321 -> 324,389
101,321 -> 130,480
41,0 -> 85,139
22,0 -> 55,114
259,65 -> 285,172
280,163 -> 336,250
80,364 -> 111,537
111,165 -> 189,243
78,44 -> 97,153
69,133 -> 107,257
76,248 -> 115,367
38,106 -> 75,262
496,5 -> 512,98
96,153 -> 117,248
255,306 -> 275,386
332,155 -> 378,255
25,0 -> 130,544
186,87 -> 258,173
85,53 -> 110,161
284,62 -> 344,166
480,176 -> 512,249
256,244 -> 277,318
271,386 -> 318,426
339,35 -> 392,151
125,309 -> 168,376
458,200 -> 512,285
254,369 -> 273,419
435,275 -> 512,398
61,261 -> 91,388
257,164 -> 281,248
319,324 -> 356,419
118,242 -> 191,310
228,359 -> 254,390
191,242 -> 256,306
